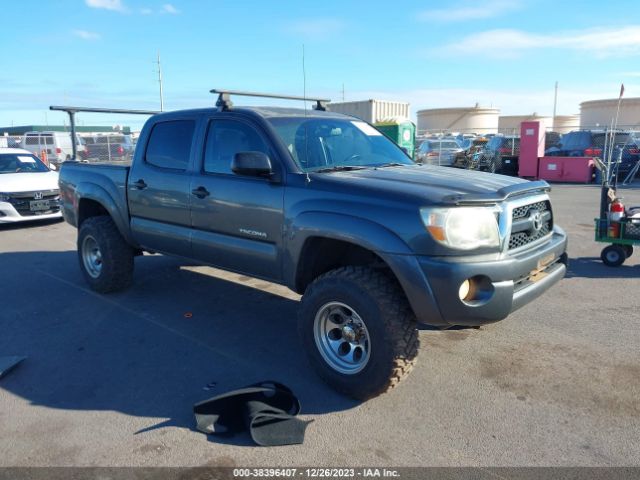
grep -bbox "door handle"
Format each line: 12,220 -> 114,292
132,179 -> 147,190
191,186 -> 210,199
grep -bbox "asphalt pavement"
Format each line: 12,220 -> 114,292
0,183 -> 639,467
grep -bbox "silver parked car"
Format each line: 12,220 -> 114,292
415,139 -> 464,166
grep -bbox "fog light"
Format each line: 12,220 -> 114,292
458,279 -> 471,301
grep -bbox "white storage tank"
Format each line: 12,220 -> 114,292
327,100 -> 410,124
498,114 -> 552,133
552,115 -> 580,134
416,105 -> 499,135
580,97 -> 640,129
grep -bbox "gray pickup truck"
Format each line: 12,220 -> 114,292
59,91 -> 568,399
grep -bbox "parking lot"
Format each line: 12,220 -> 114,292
0,183 -> 639,467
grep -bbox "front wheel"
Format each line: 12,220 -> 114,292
623,245 -> 634,258
601,245 -> 626,267
298,266 -> 419,400
78,216 -> 134,292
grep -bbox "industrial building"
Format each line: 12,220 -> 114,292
416,105 -> 500,135
498,114 -> 552,133
327,100 -> 409,124
580,97 -> 640,129
551,115 -> 580,134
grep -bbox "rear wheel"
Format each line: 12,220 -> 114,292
298,266 -> 419,400
623,245 -> 634,258
78,216 -> 134,292
601,245 -> 626,267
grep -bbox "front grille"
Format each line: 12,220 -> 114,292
512,201 -> 548,220
508,199 -> 553,250
7,190 -> 60,217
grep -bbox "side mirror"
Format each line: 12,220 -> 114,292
49,163 -> 57,171
232,151 -> 273,178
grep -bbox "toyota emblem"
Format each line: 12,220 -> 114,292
531,210 -> 543,232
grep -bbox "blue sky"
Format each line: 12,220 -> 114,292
2,0 -> 640,128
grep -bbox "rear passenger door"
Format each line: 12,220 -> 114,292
190,116 -> 285,281
128,119 -> 196,257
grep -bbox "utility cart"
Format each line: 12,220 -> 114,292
594,160 -> 640,267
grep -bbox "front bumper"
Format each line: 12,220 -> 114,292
387,226 -> 568,327
0,201 -> 62,224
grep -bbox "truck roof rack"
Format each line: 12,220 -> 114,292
210,89 -> 331,112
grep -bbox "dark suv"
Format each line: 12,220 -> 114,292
545,130 -> 640,178
474,136 -> 520,174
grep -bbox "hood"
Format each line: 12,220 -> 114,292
0,171 -> 59,194
312,165 -> 547,205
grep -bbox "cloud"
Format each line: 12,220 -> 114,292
418,0 -> 522,22
161,3 -> 180,14
85,0 -> 126,13
434,26 -> 640,58
140,7 -> 153,15
73,29 -> 101,41
285,18 -> 345,39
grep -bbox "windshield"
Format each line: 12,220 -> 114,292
0,154 -> 51,174
268,117 -> 413,172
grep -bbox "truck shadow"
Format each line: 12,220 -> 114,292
565,256 -> 638,279
0,250 -> 361,446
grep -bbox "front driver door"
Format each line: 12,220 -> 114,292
189,116 -> 285,281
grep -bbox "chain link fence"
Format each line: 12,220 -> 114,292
0,108 -> 156,167
414,124 -> 640,183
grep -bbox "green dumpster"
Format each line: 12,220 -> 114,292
374,117 -> 416,159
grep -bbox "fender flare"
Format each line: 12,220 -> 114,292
285,211 -> 445,325
73,182 -> 137,246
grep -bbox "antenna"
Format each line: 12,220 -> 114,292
156,51 -> 164,112
342,83 -> 345,102
302,44 -> 310,183
302,44 -> 307,116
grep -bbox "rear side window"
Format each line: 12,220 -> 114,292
25,136 -> 39,145
203,120 -> 269,175
145,120 -> 195,170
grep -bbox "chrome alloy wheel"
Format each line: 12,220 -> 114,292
81,235 -> 103,279
313,302 -> 371,374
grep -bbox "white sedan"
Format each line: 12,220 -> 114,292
0,148 -> 62,224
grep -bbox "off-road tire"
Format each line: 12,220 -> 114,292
298,266 -> 419,400
77,215 -> 134,293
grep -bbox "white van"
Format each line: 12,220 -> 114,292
21,131 -> 86,165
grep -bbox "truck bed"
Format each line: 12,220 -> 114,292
58,161 -> 130,228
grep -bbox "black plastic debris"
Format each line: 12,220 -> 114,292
194,381 -> 312,446
0,356 -> 26,380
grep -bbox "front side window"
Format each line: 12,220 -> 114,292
204,120 -> 269,175
268,117 -> 412,172
145,120 -> 195,170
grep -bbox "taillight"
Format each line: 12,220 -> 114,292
117,146 -> 124,155
498,147 -> 511,154
584,147 -> 602,156
629,148 -> 639,155
427,152 -> 438,157
56,147 -> 62,154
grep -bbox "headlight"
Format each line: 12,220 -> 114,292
420,206 -> 500,250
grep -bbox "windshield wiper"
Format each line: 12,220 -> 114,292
312,165 -> 369,173
375,162 -> 406,168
